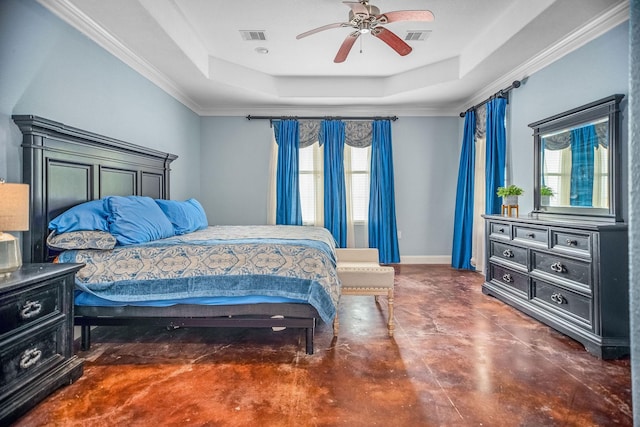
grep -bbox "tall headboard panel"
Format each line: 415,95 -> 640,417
13,115 -> 178,263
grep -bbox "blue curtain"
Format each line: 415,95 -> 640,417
451,110 -> 476,270
321,120 -> 347,246
368,120 -> 400,264
485,97 -> 507,214
273,120 -> 302,225
570,125 -> 598,206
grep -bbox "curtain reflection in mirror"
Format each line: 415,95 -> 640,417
541,120 -> 609,209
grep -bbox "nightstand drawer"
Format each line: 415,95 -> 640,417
0,321 -> 64,395
532,279 -> 592,328
0,284 -> 61,337
490,241 -> 527,267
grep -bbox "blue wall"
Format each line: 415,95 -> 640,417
200,117 -> 274,225
0,0 -> 201,200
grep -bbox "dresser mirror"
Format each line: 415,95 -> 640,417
529,94 -> 624,221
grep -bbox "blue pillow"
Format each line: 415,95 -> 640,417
49,200 -> 109,233
104,196 -> 175,245
155,198 -> 208,235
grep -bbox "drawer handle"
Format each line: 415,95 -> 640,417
20,348 -> 42,370
502,274 -> 513,283
527,233 -> 535,239
502,249 -> 514,258
550,293 -> 566,305
497,227 -> 505,233
566,239 -> 578,246
550,262 -> 565,273
20,300 -> 43,319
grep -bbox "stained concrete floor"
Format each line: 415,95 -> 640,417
13,265 -> 632,426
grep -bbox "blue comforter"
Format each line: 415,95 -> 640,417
58,225 -> 340,323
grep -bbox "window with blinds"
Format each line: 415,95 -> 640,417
299,143 -> 370,225
348,145 -> 370,222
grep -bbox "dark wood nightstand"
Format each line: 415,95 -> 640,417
0,263 -> 84,424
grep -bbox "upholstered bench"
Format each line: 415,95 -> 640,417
334,248 -> 395,337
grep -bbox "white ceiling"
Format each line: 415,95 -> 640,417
38,0 -> 629,116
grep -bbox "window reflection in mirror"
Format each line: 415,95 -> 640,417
540,118 -> 609,209
530,94 -> 623,221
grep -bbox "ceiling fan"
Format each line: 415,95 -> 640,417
296,1 -> 435,63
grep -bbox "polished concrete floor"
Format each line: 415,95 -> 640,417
14,265 -> 632,426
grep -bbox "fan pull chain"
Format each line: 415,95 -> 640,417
359,34 -> 363,54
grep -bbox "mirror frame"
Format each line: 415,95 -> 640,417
529,94 -> 624,222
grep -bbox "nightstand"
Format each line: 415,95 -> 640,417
0,263 -> 84,424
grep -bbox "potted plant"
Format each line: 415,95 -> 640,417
540,185 -> 554,206
496,184 -> 524,206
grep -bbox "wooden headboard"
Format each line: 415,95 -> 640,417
13,115 -> 178,263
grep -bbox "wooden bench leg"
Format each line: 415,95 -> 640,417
333,312 -> 339,336
387,289 -> 395,337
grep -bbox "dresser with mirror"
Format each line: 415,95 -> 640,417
482,95 -> 629,359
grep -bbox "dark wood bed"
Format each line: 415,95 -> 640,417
14,115 -> 322,354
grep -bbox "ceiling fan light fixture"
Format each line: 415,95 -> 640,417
296,1 -> 434,62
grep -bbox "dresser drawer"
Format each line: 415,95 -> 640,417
488,221 -> 511,240
531,251 -> 592,293
514,225 -> 548,246
490,241 -> 527,267
550,230 -> 591,258
0,283 -> 61,338
531,279 -> 592,329
488,263 -> 529,298
0,321 -> 64,395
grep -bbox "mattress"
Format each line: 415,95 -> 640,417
58,225 -> 340,323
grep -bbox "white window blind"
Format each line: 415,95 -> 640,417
298,143 -> 370,225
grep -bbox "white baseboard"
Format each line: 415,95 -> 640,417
399,255 -> 451,264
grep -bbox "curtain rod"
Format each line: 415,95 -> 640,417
459,80 -> 521,118
246,115 -> 398,124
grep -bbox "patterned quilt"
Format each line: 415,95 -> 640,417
57,225 -> 340,323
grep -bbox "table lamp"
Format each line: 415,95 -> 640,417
0,180 -> 29,277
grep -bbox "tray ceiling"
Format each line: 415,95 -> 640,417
39,0 -> 629,116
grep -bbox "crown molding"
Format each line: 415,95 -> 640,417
456,1 -> 630,114
199,105 -> 460,118
36,0 -> 203,113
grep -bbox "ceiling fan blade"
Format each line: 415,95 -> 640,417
377,10 -> 435,24
334,31 -> 360,63
371,27 -> 412,56
297,22 -> 350,39
343,1 -> 370,17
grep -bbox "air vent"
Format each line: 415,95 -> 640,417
405,30 -> 431,41
240,30 -> 267,41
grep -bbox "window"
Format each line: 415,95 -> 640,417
299,143 -> 323,225
298,143 -> 370,226
347,145 -> 370,222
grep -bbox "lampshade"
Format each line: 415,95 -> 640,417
0,180 -> 29,277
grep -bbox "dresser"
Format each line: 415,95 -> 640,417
0,263 -> 84,424
482,214 -> 629,359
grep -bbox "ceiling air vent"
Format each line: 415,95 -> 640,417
405,30 -> 431,41
240,30 -> 267,41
